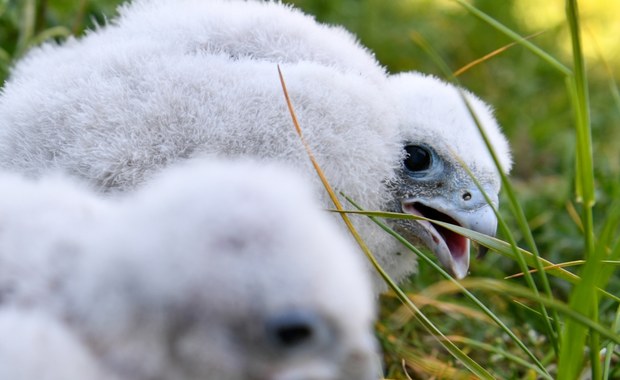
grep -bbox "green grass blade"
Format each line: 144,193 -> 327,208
15,0 -> 36,57
342,196 -> 549,376
566,1 -> 594,208
443,336 -> 552,379
331,208 -> 620,304
392,345 -> 483,379
408,278 -> 620,346
610,79 -> 620,116
277,67 -> 493,379
30,26 -> 72,46
455,146 -> 562,353
411,30 -> 561,354
587,205 -> 619,379
385,287 -> 495,379
594,203 -> 620,290
453,31 -> 544,77
603,303 -> 620,379
456,279 -> 620,345
454,0 -> 571,76
558,1 -> 599,378
0,47 -> 9,73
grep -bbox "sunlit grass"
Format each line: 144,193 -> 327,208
513,0 -> 620,74
389,0 -> 618,378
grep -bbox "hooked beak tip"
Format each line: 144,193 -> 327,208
451,259 -> 469,279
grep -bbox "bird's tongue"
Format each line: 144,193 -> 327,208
401,202 -> 470,279
432,222 -> 470,277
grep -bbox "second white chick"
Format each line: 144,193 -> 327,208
0,160 -> 379,380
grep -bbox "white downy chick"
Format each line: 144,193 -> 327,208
0,0 -> 511,286
0,161 -> 379,380
63,159 -> 379,380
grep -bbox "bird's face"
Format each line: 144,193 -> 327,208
384,72 -> 512,279
74,159 -> 380,380
169,302 -> 378,380
386,142 -> 499,279
88,240 -> 379,380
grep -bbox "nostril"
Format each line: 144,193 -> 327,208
266,311 -> 323,350
462,191 -> 472,201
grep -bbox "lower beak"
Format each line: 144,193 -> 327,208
401,201 -> 497,279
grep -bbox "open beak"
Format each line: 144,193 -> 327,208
400,199 -> 497,279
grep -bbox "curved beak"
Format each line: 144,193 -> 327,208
401,196 -> 497,279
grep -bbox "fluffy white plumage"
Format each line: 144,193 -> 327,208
0,172 -> 110,306
0,46 -> 406,289
0,0 -> 511,285
0,172 -> 113,379
0,160 -> 378,380
0,308 -> 112,380
388,72 -> 512,178
114,0 -> 385,80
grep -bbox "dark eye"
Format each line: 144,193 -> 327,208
404,145 -> 432,172
265,311 -> 330,352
